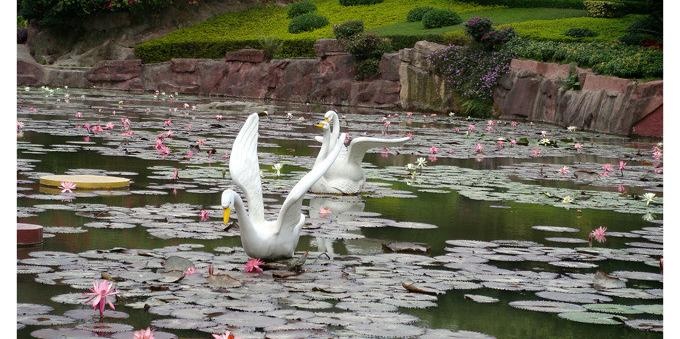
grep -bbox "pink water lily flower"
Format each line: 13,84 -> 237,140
467,124 -> 476,133
496,140 -> 505,150
319,207 -> 332,218
82,123 -> 91,132
163,119 -> 172,127
91,125 -> 104,134
85,280 -> 118,316
245,258 -> 264,273
75,111 -> 83,118
574,143 -> 583,151
511,121 -> 518,128
601,163 -> 613,177
17,121 -> 24,131
183,266 -> 197,276
212,332 -> 235,339
429,146 -> 439,154
474,143 -> 484,154
531,148 -> 541,157
215,114 -> 223,120
618,160 -> 627,175
105,122 -> 115,130
510,139 -> 517,146
406,112 -> 413,118
558,166 -> 570,176
617,184 -> 626,193
121,117 -> 131,130
59,181 -> 76,193
185,150 -> 194,159
199,209 -> 210,222
589,226 -> 607,245
133,327 -> 155,339
485,125 -> 493,132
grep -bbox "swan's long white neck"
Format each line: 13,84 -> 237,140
228,191 -> 256,241
313,127 -> 331,168
329,111 -> 340,150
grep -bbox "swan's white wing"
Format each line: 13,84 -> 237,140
314,136 -> 323,143
277,133 -> 346,231
346,136 -> 411,165
229,113 -> 265,222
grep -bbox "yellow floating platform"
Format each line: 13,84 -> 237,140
39,175 -> 130,189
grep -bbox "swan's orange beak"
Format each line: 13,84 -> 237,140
223,207 -> 231,224
314,117 -> 330,128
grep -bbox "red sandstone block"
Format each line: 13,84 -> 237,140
17,223 -> 43,245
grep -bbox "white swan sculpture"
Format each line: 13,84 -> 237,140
221,113 -> 345,259
310,110 -> 411,194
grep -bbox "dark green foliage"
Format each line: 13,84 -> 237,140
461,98 -> 493,118
506,37 -> 662,78
333,20 -> 364,40
355,59 -> 380,80
386,34 -> 446,50
406,7 -> 434,22
584,1 -> 625,18
345,33 -> 392,61
258,37 -> 283,60
559,64 -> 581,90
422,9 -> 462,29
466,16 -> 515,50
564,28 -> 598,38
288,13 -> 329,34
287,1 -> 316,18
620,1 -> 662,46
454,0 -> 584,9
339,0 -> 383,6
135,39 -> 316,63
465,17 -> 493,42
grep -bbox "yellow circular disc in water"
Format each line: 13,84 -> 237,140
39,175 -> 130,189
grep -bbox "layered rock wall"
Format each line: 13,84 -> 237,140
17,39 -> 662,137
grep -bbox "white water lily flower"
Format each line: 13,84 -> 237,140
642,193 -> 656,206
406,163 -> 416,171
642,213 -> 654,222
567,126 -> 577,132
538,138 -> 551,145
562,196 -> 574,204
272,163 -> 283,176
416,157 -> 427,169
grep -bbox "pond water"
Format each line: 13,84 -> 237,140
17,87 -> 663,338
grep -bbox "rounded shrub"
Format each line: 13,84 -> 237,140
333,20 -> 364,40
406,7 -> 434,22
584,1 -> 624,18
288,13 -> 329,34
422,9 -> 462,29
465,17 -> 493,42
564,28 -> 598,38
287,1 -> 316,18
346,33 -> 392,61
339,0 -> 383,6
355,59 -> 380,80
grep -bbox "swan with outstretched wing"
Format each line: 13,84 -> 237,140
221,113 -> 345,259
311,110 -> 410,194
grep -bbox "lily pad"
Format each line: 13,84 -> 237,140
557,311 -> 626,325
625,319 -> 663,332
508,300 -> 585,313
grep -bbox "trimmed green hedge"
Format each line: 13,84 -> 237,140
288,1 -> 317,18
422,9 -> 462,29
506,37 -> 662,78
289,13 -> 329,33
339,0 -> 384,6
454,0 -> 584,9
135,39 -> 317,63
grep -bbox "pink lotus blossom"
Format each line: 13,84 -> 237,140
82,123 -> 91,132
59,181 -> 76,193
618,160 -> 627,175
215,114 -> 223,120
319,207 -> 332,218
589,226 -> 607,244
105,122 -> 115,130
157,145 -> 170,156
467,124 -> 476,133
75,112 -> 83,118
428,154 -> 438,162
199,209 -> 210,222
133,327 -> 155,339
601,163 -> 613,177
429,146 -> 439,154
531,148 -> 541,157
574,143 -> 583,151
212,332 -> 235,339
244,258 -> 264,273
17,121 -> 24,131
558,166 -> 570,176
654,166 -> 663,174
154,138 -> 165,150
91,125 -> 104,134
170,168 -> 179,180
496,140 -> 504,150
652,146 -> 662,161
163,119 -> 172,127
85,280 -> 118,316
474,143 -> 484,154
510,139 -> 517,146
511,121 -> 518,128
121,117 -> 131,130
83,136 -> 90,142
617,184 -> 626,193
183,266 -> 197,276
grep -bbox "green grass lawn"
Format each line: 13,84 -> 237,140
136,0 -> 645,63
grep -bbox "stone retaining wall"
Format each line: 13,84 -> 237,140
17,40 -> 662,137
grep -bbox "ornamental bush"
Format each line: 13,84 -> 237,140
465,17 -> 493,42
584,1 -> 625,18
422,9 -> 462,29
406,7 -> 434,22
333,20 -> 364,40
465,16 -> 515,50
345,33 -> 392,61
355,59 -> 380,80
288,13 -> 329,34
339,0 -> 383,6
564,28 -> 598,38
287,1 -> 316,18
